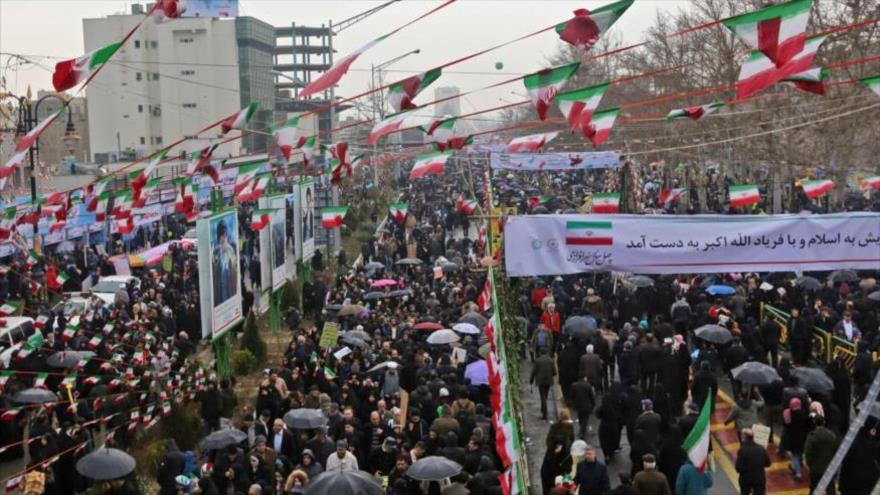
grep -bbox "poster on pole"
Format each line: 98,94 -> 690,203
504,213 -> 880,276
257,197 -> 273,307
300,178 -> 316,260
490,151 -> 621,171
198,210 -> 243,339
267,193 -> 298,290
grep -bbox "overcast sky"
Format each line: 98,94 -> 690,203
1,0 -> 691,122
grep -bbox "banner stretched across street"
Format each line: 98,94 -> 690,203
489,151 -> 621,170
504,212 -> 880,276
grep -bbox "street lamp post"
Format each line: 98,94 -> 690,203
1,91 -> 78,253
370,49 -> 420,186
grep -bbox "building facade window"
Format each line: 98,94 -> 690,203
152,73 -> 159,81
183,103 -> 197,108
180,38 -> 193,43
138,104 -> 143,113
134,40 -> 140,48
150,41 -> 158,48
140,137 -> 146,145
155,136 -> 163,145
136,72 -> 142,81
181,70 -> 195,76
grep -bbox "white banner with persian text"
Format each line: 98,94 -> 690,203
490,151 -> 620,171
505,213 -> 880,276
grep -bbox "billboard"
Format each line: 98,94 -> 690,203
300,178 -> 316,260
181,0 -> 238,18
198,210 -> 243,339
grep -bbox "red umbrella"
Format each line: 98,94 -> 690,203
413,322 -> 443,331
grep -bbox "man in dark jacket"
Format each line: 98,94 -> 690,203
637,334 -> 663,393
574,445 -> 610,495
804,416 -> 838,495
618,341 -> 639,388
735,429 -> 770,495
788,308 -> 811,365
760,314 -> 781,368
570,375 -> 597,440
157,439 -> 186,495
632,453 -> 671,495
530,351 -> 556,420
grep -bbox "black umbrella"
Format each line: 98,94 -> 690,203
563,316 -> 597,336
406,456 -> 462,481
731,361 -> 781,385
304,470 -> 383,495
12,388 -> 57,404
441,262 -> 459,272
459,312 -> 488,328
199,428 -> 248,451
868,291 -> 880,302
828,270 -> 859,284
76,448 -> 136,480
792,367 -> 835,394
532,205 -> 549,214
283,408 -> 328,430
694,324 -> 733,345
325,304 -> 343,312
341,336 -> 368,348
363,292 -> 386,301
46,350 -> 85,369
343,330 -> 371,341
625,275 -> 654,288
364,262 -> 384,271
795,276 -> 822,291
395,258 -> 422,266
387,289 -> 414,298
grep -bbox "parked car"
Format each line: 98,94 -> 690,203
90,275 -> 140,306
0,317 -> 36,368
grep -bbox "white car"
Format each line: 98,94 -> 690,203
52,295 -> 95,318
0,317 -> 36,368
183,228 -> 198,246
90,275 -> 140,306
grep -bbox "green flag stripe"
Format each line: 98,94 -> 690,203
566,221 -> 612,229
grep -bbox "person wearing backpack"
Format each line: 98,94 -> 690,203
531,323 -> 555,360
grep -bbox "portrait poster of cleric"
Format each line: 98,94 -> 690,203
300,178 -> 316,259
198,211 -> 243,338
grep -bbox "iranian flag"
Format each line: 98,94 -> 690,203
476,277 -> 492,312
330,159 -> 352,185
33,372 -> 49,389
1,109 -> 63,178
456,197 -> 479,215
132,149 -> 168,194
736,35 -> 826,100
861,176 -> 880,190
388,68 -> 442,112
505,132 -> 558,153
233,162 -> 262,197
87,175 -> 113,212
499,463 -> 527,495
682,398 -> 712,471
186,144 -> 219,181
723,0 -> 813,67
53,42 -> 122,91
250,209 -> 275,231
299,136 -> 319,167
35,315 -> 50,330
801,179 -> 834,199
859,75 -> 880,97
237,173 -> 269,203
523,62 -> 580,120
409,151 -> 451,180
0,302 -> 20,317
271,115 -> 301,162
584,108 -> 620,146
24,250 -> 42,270
389,203 -> 409,224
729,184 -> 761,207
56,271 -> 70,287
132,178 -> 160,208
323,367 -> 338,380
660,188 -> 686,206
556,0 -> 634,50
300,34 -> 390,98
112,190 -> 133,219
0,207 -> 15,240
592,193 -> 620,213
221,102 -> 258,134
368,109 -> 415,145
321,207 -> 348,229
783,67 -> 828,95
152,0 -> 187,23
667,101 -> 725,120
94,191 -> 112,221
0,371 -> 12,391
555,82 -> 610,132
174,178 -> 198,214
325,141 -> 348,165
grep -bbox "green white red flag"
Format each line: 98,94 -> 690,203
132,149 -> 168,196
94,191 -> 112,222
1,109 -> 64,183
300,34 -> 390,99
271,115 -> 301,162
455,196 -> 479,215
55,271 -> 70,287
555,0 -> 634,51
409,151 -> 451,180
132,178 -> 160,208
782,67 -> 828,95
523,62 -> 580,120
859,75 -> 880,97
555,82 -> 610,133
660,188 -> 686,206
584,108 -> 620,147
736,35 -> 826,100
237,173 -> 270,203
667,101 -> 725,120
324,142 -> 348,165
592,192 -> 620,213
321,207 -> 349,229
250,209 -> 275,231
861,176 -> 880,190
53,42 -> 122,92
682,397 -> 712,472
801,179 -> 834,199
112,190 -> 133,220
505,132 -> 558,153
221,102 -> 258,134
499,463 -> 527,495
729,184 -> 761,207
0,302 -> 21,317
389,203 -> 409,224
299,136 -> 318,167
186,144 -> 220,182
388,69 -> 442,112
87,175 -> 113,212
233,162 -> 262,197
368,109 -> 415,145
722,0 -> 813,68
